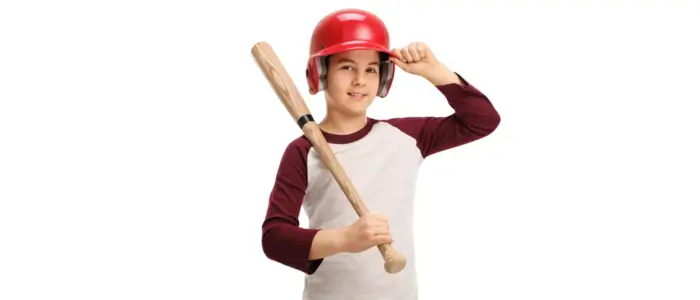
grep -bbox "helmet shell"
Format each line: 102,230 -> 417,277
305,8 -> 396,97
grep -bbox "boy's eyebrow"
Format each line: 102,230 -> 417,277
336,58 -> 379,66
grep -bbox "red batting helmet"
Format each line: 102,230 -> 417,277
305,8 -> 396,98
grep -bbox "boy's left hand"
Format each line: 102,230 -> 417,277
390,42 -> 458,85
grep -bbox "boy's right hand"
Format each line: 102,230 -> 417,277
340,213 -> 393,253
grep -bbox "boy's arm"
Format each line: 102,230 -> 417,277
387,65 -> 501,158
262,138 -> 342,274
308,228 -> 346,260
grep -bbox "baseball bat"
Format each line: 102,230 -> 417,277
250,41 -> 407,274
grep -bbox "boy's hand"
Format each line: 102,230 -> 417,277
390,42 -> 461,86
340,213 -> 393,253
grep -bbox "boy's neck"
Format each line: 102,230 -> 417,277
319,112 -> 368,135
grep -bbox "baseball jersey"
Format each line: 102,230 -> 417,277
261,73 -> 501,300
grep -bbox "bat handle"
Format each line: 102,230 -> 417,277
378,243 -> 407,274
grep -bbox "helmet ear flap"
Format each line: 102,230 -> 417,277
305,56 -> 328,95
305,64 -> 318,95
377,53 -> 395,98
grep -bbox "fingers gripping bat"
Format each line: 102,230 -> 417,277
251,41 -> 407,274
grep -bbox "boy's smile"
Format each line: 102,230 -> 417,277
347,91 -> 369,101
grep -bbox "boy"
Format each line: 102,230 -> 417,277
261,8 -> 501,300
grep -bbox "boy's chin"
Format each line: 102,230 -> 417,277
326,97 -> 373,116
344,101 -> 372,113
335,103 -> 369,116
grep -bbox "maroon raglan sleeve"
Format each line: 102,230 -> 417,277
386,72 -> 501,157
261,137 -> 323,274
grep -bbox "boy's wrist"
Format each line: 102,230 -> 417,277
309,227 -> 350,260
333,227 -> 350,253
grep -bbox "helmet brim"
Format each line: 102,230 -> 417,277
310,40 -> 396,59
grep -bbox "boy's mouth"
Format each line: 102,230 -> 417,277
347,92 -> 368,99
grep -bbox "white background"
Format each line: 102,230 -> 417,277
1,0 -> 699,299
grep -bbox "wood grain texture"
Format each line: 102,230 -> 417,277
250,41 -> 311,122
250,41 -> 407,274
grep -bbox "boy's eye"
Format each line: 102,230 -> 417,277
339,65 -> 378,73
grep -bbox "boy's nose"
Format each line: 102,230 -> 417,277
353,74 -> 366,86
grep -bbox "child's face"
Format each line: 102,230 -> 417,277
324,50 -> 381,117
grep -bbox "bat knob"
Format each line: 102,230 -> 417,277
378,243 -> 407,274
383,253 -> 407,274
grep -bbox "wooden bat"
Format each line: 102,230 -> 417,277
250,41 -> 407,274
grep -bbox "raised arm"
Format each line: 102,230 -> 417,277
386,42 -> 501,157
387,71 -> 500,157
